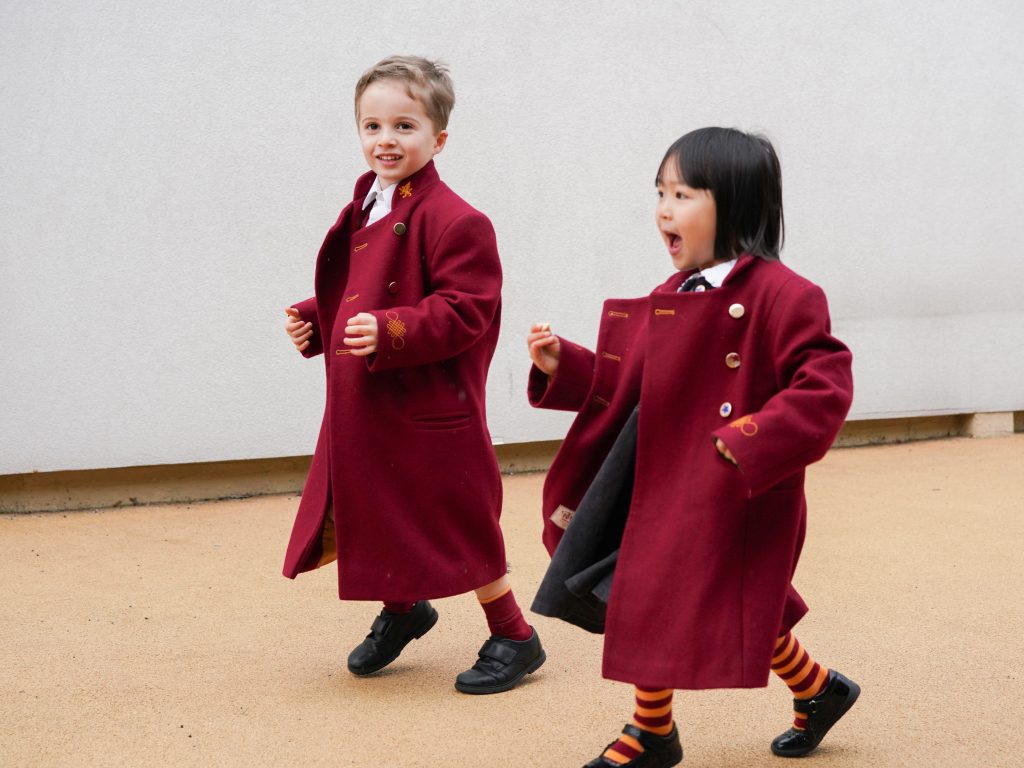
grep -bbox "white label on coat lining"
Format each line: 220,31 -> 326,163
550,504 -> 575,530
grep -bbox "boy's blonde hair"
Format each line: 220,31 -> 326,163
354,56 -> 455,133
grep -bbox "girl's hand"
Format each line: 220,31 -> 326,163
285,307 -> 313,351
715,438 -> 738,466
527,322 -> 560,376
344,312 -> 379,357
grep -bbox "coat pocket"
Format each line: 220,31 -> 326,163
410,411 -> 472,431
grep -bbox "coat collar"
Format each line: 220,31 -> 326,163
350,160 -> 442,215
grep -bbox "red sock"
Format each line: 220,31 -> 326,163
478,587 -> 532,641
382,601 -> 415,615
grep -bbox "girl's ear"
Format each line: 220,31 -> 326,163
433,131 -> 449,156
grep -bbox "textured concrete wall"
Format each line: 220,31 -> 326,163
2,1 -> 1022,474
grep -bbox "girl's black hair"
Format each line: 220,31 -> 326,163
657,127 -> 784,262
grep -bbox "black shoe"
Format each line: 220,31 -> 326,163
771,669 -> 860,757
346,600 -> 438,676
584,723 -> 683,767
453,627 -> 546,694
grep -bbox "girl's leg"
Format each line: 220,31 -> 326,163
587,685 -> 681,767
474,573 -> 532,641
771,631 -> 830,730
601,686 -> 674,764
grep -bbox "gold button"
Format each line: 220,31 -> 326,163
725,352 -> 741,369
393,222 -> 407,236
729,303 -> 745,319
720,402 -> 733,417
387,281 -> 399,294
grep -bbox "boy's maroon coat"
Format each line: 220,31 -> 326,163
529,256 -> 853,689
283,161 -> 507,600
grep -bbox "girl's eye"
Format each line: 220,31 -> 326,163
397,122 -> 413,130
365,122 -> 379,131
675,191 -> 686,200
657,190 -> 664,198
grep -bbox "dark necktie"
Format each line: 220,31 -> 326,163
678,274 -> 714,293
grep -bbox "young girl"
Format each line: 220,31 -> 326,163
526,128 -> 858,765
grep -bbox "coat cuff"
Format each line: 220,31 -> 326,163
527,337 -> 595,412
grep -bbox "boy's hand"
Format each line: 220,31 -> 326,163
344,312 -> 379,356
527,322 -> 560,376
284,307 -> 314,351
715,438 -> 738,466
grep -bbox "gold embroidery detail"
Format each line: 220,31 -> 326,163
335,349 -> 353,356
729,415 -> 759,437
601,352 -> 622,362
354,243 -> 368,252
654,308 -> 676,316
398,181 -> 413,198
607,310 -> 630,318
385,310 -> 407,350
344,294 -> 360,303
592,395 -> 610,407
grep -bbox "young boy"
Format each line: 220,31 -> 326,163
281,56 -> 544,694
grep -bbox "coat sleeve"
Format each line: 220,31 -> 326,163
365,211 -> 501,371
290,296 -> 324,358
712,282 -> 853,497
527,338 -> 596,411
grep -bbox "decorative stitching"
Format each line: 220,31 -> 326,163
335,349 -> 353,356
384,310 -> 407,350
654,308 -> 675,316
729,414 -> 759,437
601,352 -> 622,362
592,395 -> 610,407
354,243 -> 368,252
607,310 -> 630,318
344,294 -> 359,302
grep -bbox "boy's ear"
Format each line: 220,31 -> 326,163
432,130 -> 449,156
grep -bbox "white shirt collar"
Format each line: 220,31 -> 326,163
696,258 -> 738,288
361,176 -> 397,211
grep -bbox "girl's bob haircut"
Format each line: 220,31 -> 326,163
658,127 -> 784,262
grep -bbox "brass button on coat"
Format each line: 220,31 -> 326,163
720,402 -> 733,418
729,303 -> 745,319
387,281 -> 399,294
393,222 -> 407,236
725,352 -> 742,369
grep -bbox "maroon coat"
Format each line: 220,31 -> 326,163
283,161 -> 507,600
529,255 -> 853,689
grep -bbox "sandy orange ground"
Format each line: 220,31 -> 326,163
2,435 -> 1023,767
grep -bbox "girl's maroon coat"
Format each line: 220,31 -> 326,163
283,161 -> 507,600
530,256 -> 853,689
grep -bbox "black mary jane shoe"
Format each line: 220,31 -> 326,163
346,600 -> 438,676
453,627 -> 546,694
771,669 -> 861,757
584,723 -> 683,767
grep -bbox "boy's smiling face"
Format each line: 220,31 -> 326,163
357,79 -> 447,188
656,161 -> 718,271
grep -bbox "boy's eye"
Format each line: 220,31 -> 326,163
396,122 -> 413,130
675,191 -> 686,199
365,122 -> 379,131
657,190 -> 663,198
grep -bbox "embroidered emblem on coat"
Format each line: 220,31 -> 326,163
729,414 -> 759,437
398,181 -> 413,198
384,310 -> 407,350
550,504 -> 575,530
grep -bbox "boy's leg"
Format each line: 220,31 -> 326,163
585,685 -> 682,767
453,574 -> 546,694
474,574 -> 532,641
770,631 -> 860,757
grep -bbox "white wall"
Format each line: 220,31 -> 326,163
2,1 -> 1022,475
